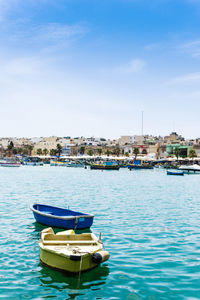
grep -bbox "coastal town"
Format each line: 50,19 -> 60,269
2,0 -> 200,298
0,132 -> 199,159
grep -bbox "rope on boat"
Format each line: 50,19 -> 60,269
76,256 -> 83,290
74,217 -> 79,231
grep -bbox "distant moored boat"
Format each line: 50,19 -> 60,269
90,161 -> 119,170
128,164 -> 153,170
0,159 -> 20,167
167,170 -> 184,176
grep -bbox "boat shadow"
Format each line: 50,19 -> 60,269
31,221 -> 92,234
38,262 -> 110,293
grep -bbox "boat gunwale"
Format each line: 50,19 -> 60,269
39,242 -> 101,258
30,204 -> 94,220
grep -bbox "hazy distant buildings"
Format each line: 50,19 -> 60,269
0,132 -> 200,158
164,132 -> 184,144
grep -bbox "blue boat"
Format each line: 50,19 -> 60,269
30,204 -> 94,229
167,170 -> 184,176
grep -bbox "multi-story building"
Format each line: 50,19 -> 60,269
33,136 -> 59,154
164,132 -> 184,144
118,136 -> 134,146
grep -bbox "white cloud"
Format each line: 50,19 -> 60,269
167,72 -> 200,84
6,22 -> 88,54
0,0 -> 10,21
31,23 -> 87,44
104,59 -> 146,75
181,40 -> 200,57
0,0 -> 21,21
0,0 -> 88,52
144,42 -> 162,51
3,57 -> 43,75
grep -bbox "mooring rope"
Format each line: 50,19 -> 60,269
76,256 -> 83,290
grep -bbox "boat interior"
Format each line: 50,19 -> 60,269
41,228 -> 99,246
34,204 -> 88,217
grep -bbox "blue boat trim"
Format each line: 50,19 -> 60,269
30,205 -> 94,220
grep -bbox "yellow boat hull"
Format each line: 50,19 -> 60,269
40,247 -> 98,273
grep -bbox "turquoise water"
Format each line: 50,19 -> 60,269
0,167 -> 200,299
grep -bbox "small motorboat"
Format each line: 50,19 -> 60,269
30,204 -> 94,229
39,227 -> 110,273
167,170 -> 184,176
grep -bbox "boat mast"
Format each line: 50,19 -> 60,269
141,110 -> 144,136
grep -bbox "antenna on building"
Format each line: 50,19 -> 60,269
141,111 -> 144,136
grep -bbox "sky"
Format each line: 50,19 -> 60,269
0,0 -> 200,139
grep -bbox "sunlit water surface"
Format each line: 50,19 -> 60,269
0,167 -> 200,299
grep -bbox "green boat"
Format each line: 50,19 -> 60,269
128,164 -> 153,170
90,161 -> 119,170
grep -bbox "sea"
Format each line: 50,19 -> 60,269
0,166 -> 200,299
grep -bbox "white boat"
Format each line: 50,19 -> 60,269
0,159 -> 21,167
179,164 -> 200,173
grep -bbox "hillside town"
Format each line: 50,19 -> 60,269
0,132 -> 199,159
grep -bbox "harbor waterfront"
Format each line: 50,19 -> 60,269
0,166 -> 200,299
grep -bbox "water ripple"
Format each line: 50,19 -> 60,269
0,167 -> 200,299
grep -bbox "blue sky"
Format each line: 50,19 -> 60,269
1,0 -> 200,138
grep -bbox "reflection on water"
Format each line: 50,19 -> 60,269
38,262 -> 109,296
31,221 -> 92,234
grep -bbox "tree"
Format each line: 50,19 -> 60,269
56,144 -> 62,156
18,148 -> 23,155
133,148 -> 139,160
105,149 -> 111,156
189,149 -> 197,160
125,152 -> 129,157
97,148 -> 102,155
87,149 -> 93,156
43,148 -> 49,156
12,148 -> 18,155
7,141 -> 14,156
37,148 -> 42,156
50,149 -> 57,156
113,147 -> 121,157
174,147 -> 181,161
156,143 -> 161,160
23,148 -> 28,155
28,145 -> 33,156
80,146 -> 85,155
